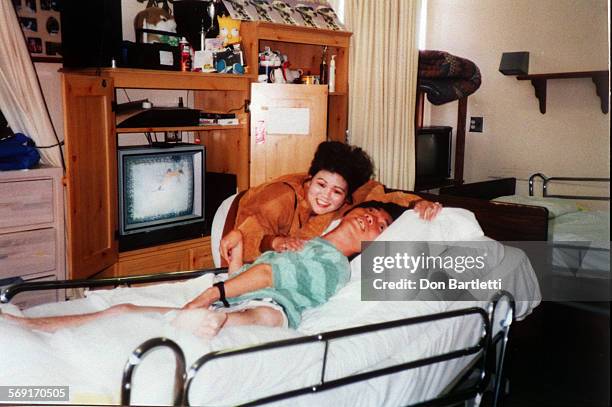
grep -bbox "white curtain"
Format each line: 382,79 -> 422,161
345,0 -> 421,190
0,0 -> 63,167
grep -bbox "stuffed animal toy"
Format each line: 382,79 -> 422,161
217,16 -> 241,46
134,7 -> 178,46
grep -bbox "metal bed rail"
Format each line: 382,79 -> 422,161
528,173 -> 610,201
527,173 -> 610,313
1,270 -> 516,407
120,291 -> 515,407
0,268 -> 228,304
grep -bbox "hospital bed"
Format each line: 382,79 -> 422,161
440,173 -> 610,312
0,198 -> 543,406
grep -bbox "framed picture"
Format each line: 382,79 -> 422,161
13,0 -> 62,62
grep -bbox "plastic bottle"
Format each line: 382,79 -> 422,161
328,55 -> 336,93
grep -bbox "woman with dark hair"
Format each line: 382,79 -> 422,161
220,141 -> 440,264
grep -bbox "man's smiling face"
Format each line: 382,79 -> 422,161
338,206 -> 392,242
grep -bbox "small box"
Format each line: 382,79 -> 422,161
499,52 -> 529,76
119,41 -> 180,71
193,50 -> 216,73
217,118 -> 239,125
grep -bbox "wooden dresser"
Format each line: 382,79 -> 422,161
0,166 -> 66,308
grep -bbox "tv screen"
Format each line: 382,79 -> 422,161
416,126 -> 452,185
118,145 -> 205,250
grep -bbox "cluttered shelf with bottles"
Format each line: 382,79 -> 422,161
84,67 -> 256,90
241,21 -> 351,142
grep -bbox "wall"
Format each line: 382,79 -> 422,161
34,62 -> 63,141
424,0 -> 609,207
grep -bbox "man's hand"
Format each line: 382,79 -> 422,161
184,287 -> 218,309
271,236 -> 306,252
414,200 -> 443,221
220,229 -> 243,265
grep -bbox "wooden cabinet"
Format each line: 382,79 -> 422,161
61,23 -> 351,278
62,73 -> 117,278
241,22 -> 351,142
0,167 -> 66,308
249,83 -> 328,185
97,236 -> 213,278
62,69 -> 248,278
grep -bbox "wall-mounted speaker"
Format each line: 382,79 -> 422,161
499,52 -> 529,76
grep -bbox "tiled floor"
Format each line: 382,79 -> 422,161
503,302 -> 610,407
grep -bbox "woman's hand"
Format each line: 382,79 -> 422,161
220,230 -> 243,265
271,236 -> 306,252
414,200 -> 443,221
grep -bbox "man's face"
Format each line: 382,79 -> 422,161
340,207 -> 393,242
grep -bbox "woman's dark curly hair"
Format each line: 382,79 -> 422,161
308,141 -> 374,202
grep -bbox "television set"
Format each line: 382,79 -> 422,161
415,126 -> 452,189
117,144 -> 205,251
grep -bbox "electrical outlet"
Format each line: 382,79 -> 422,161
469,117 -> 483,132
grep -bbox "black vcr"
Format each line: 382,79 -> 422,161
116,107 -> 201,128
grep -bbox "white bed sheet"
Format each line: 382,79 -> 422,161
0,245 -> 538,406
549,210 -> 610,274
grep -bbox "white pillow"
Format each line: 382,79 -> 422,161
377,208 -> 484,242
349,208 -> 485,280
211,193 -> 238,268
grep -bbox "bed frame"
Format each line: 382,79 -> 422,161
395,185 -> 549,241
2,193 -> 546,406
528,173 -> 610,200
439,174 -> 610,202
1,270 -> 515,407
437,174 -> 609,247
439,174 -> 610,314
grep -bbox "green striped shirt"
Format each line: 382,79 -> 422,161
226,238 -> 350,328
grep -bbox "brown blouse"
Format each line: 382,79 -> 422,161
233,173 -> 422,262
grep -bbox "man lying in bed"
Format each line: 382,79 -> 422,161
5,201 -> 418,338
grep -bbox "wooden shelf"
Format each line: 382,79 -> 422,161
61,67 -> 255,90
516,70 -> 609,114
116,124 -> 245,133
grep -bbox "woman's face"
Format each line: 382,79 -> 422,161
306,170 -> 348,215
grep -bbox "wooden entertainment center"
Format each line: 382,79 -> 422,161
61,22 -> 350,279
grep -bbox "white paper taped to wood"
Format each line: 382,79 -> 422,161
266,107 -> 310,135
